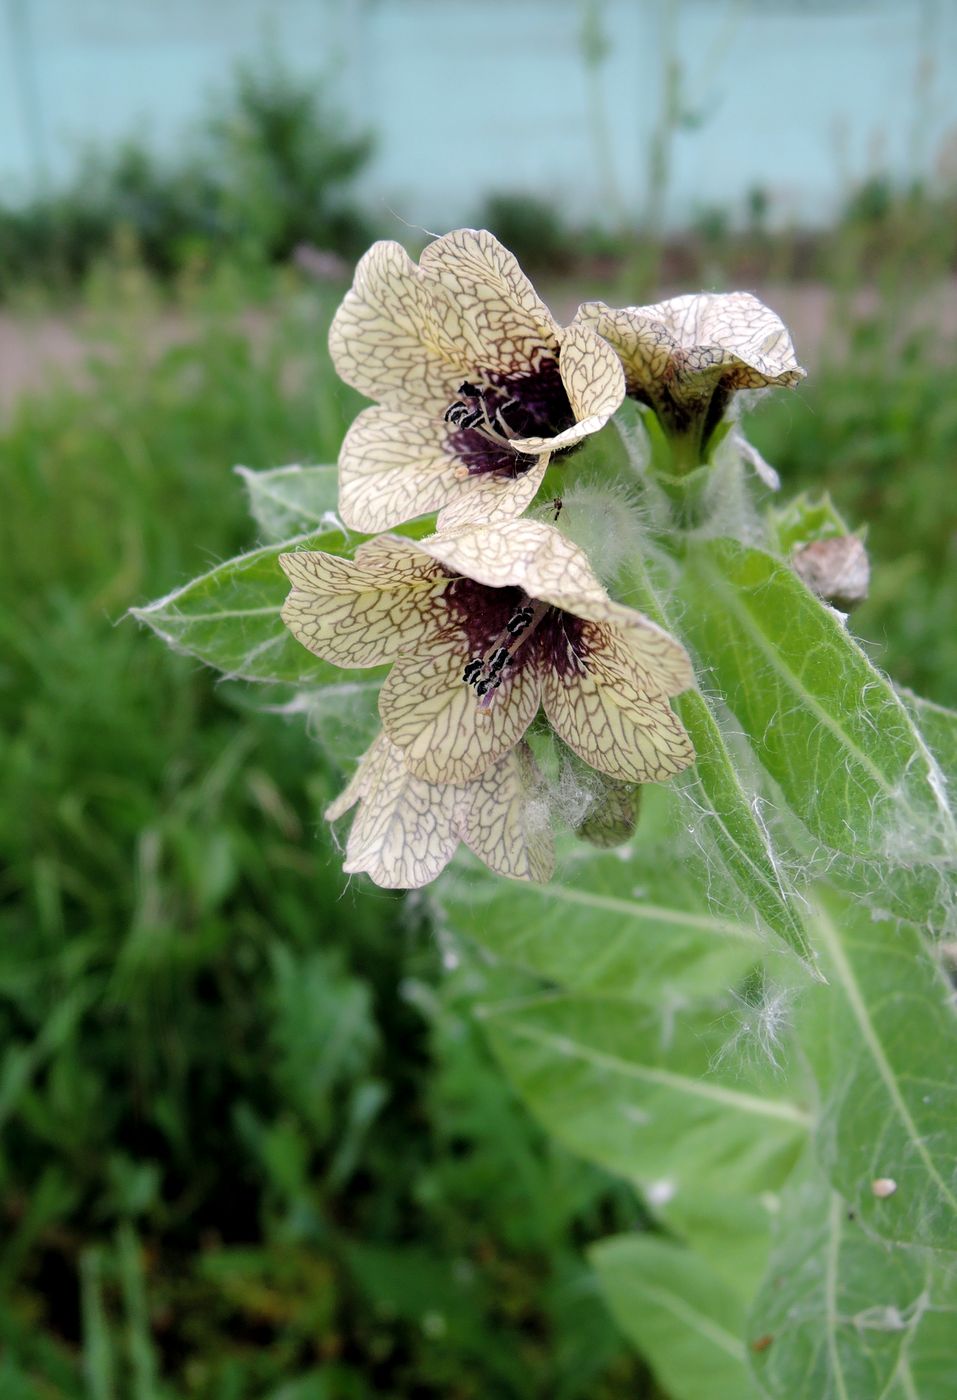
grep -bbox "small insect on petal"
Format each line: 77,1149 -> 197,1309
871,1177 -> 898,1199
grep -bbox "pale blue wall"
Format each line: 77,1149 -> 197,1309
1,0 -> 955,227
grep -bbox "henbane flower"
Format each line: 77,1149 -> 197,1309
279,520 -> 694,786
575,291 -> 804,461
327,732 -> 553,888
328,229 -> 625,532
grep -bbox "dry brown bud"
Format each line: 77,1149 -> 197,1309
793,536 -> 870,610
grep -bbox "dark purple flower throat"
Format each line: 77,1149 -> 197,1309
443,354 -> 575,479
442,576 -> 590,708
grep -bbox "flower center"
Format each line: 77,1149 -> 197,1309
443,355 -> 574,479
465,600 -> 552,707
441,576 -> 590,707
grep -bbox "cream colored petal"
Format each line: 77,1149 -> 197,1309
435,456 -> 549,530
338,734 -> 462,888
419,227 -> 561,375
574,300 -> 672,398
415,522 -> 692,696
379,642 -> 541,784
576,298 -> 724,421
520,594 -> 692,697
577,293 -> 804,399
339,405 -> 500,533
325,731 -> 391,822
456,743 -> 554,883
583,613 -> 695,698
338,406 -> 549,534
418,519 -> 610,614
279,548 -> 445,668
542,668 -> 695,784
508,322 -> 625,453
328,241 -> 467,414
352,532 -> 436,572
329,733 -> 554,888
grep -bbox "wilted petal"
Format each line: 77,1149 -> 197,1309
576,292 -> 803,451
329,241 -> 467,414
458,742 -> 554,882
325,730 -> 389,822
328,733 -> 462,888
379,642 -> 541,784
737,434 -> 781,490
509,322 -> 625,453
542,667 -> 694,784
646,291 -> 804,387
327,734 -> 554,889
419,227 -> 561,374
279,546 -> 445,667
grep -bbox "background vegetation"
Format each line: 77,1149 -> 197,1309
1,60 -> 955,1400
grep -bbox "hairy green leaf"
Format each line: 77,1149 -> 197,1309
899,688 -> 957,788
681,539 -> 956,862
802,897 -> 957,1251
749,1163 -> 957,1400
658,1191 -> 775,1303
236,463 -> 340,541
480,994 -> 809,1197
130,529 -> 377,688
592,1235 -> 759,1400
675,688 -> 815,964
621,551 -> 814,966
437,838 -> 762,1003
823,853 -> 956,942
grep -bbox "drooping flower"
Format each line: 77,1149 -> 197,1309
326,731 -> 553,888
328,229 -> 625,532
575,292 -> 804,462
279,520 -> 694,786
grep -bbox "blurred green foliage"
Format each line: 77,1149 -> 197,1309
475,176 -> 957,290
751,317 -> 957,704
0,57 -> 373,299
5,43 -> 953,313
0,269 -> 650,1397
